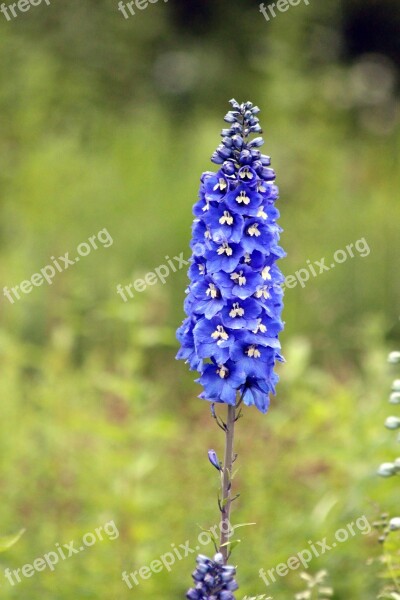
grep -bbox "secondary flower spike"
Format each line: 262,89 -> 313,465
186,553 -> 238,600
176,100 -> 285,414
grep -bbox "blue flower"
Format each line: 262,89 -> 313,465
198,360 -> 246,405
205,241 -> 244,274
203,202 -> 245,244
193,317 -> 234,364
176,100 -> 285,414
214,265 -> 264,300
220,298 -> 261,330
225,185 -> 263,217
186,553 -> 238,600
191,277 -> 226,320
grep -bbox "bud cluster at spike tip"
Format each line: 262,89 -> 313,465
176,99 -> 285,414
186,553 -> 238,600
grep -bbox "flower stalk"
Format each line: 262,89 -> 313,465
219,403 -> 236,561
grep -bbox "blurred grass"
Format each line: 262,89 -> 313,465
0,3 -> 399,598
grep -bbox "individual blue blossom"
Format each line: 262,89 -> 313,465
191,277 -> 226,320
202,203 -> 245,244
176,100 -> 285,414
198,361 -> 246,405
213,266 -> 264,301
186,553 -> 238,600
220,297 -> 261,330
193,317 -> 235,364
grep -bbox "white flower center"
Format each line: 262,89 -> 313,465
252,319 -> 267,334
229,302 -> 244,318
262,266 -> 271,280
217,365 -> 229,379
219,211 -> 234,226
236,191 -> 250,205
231,271 -> 246,286
257,205 -> 267,219
246,345 -> 261,358
247,223 -> 260,237
255,287 -> 270,299
213,178 -> 227,192
217,243 -> 233,256
206,283 -> 219,299
239,167 -> 253,180
211,325 -> 229,342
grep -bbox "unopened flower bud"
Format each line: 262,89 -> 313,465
208,450 -> 221,471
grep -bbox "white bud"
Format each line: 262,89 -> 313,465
388,352 -> 400,364
378,462 -> 397,477
392,380 -> 400,392
385,416 -> 400,430
389,392 -> 400,404
389,517 -> 400,531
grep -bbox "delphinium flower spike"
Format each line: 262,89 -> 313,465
177,100 -> 285,598
186,553 -> 238,600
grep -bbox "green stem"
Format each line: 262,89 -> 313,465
384,543 -> 400,594
219,403 -> 236,562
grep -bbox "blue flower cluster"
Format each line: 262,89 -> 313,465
186,553 -> 238,600
176,99 -> 285,413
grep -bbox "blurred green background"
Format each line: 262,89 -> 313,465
0,0 -> 399,597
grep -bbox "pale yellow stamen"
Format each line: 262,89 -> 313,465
262,266 -> 271,280
247,223 -> 260,237
257,182 -> 266,193
252,319 -> 267,334
246,345 -> 261,358
211,325 -> 229,342
229,302 -> 244,318
257,206 -> 267,219
213,178 -> 227,192
244,253 -> 251,264
217,243 -> 233,256
239,167 -> 253,180
206,283 -> 219,299
255,287 -> 270,299
230,271 -> 246,286
217,365 -> 229,379
219,211 -> 234,226
236,191 -> 250,205
198,264 -> 206,275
